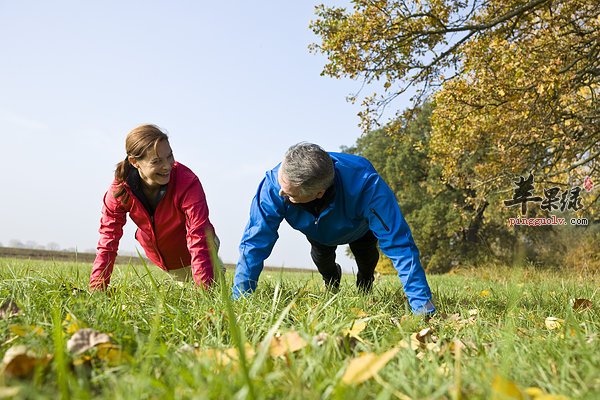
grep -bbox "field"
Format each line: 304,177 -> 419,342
0,257 -> 598,399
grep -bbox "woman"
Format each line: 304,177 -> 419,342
90,124 -> 219,289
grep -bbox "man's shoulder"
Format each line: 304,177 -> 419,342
329,152 -> 376,174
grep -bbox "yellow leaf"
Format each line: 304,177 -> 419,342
350,308 -> 368,318
480,290 -> 491,297
198,343 -> 255,370
534,395 -> 570,400
8,324 -> 45,337
63,313 -> 86,335
524,387 -> 545,398
96,343 -> 129,365
342,347 -> 400,384
269,331 -> 307,358
545,317 -> 564,330
491,375 -> 523,399
343,320 -> 367,338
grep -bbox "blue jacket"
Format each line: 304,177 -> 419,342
232,152 -> 435,313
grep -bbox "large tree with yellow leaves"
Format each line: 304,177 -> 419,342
311,0 -> 599,215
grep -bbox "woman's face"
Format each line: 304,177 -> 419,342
130,140 -> 174,189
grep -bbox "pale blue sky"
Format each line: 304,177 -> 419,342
0,1 -> 406,273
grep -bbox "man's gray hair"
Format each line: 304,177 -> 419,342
281,142 -> 334,195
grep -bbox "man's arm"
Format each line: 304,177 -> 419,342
232,174 -> 285,298
364,174 -> 435,314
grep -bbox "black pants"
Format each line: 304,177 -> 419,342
307,230 -> 379,291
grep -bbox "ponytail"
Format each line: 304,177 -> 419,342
112,156 -> 132,205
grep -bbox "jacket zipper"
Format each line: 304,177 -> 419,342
370,208 -> 390,231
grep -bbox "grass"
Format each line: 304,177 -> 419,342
0,257 -> 598,399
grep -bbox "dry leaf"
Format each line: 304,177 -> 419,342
1,345 -> 51,378
491,375 -> 523,399
63,313 -> 86,335
524,387 -> 546,398
480,290 -> 491,297
96,343 -> 129,365
0,300 -> 20,319
270,331 -> 307,358
572,298 -> 592,311
312,332 -> 329,346
341,347 -> 400,384
350,308 -> 368,318
416,327 -> 433,342
343,320 -> 367,339
198,343 -> 255,370
66,328 -> 111,354
8,324 -> 46,337
0,387 -> 21,398
545,317 -> 564,330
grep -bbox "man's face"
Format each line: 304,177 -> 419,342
278,168 -> 324,204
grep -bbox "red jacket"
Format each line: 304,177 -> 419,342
90,162 -> 216,289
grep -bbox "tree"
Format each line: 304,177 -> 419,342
347,103 -> 501,272
311,0 -> 599,215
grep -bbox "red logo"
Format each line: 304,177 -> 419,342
583,176 -> 594,192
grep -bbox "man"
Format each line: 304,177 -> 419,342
232,142 -> 435,314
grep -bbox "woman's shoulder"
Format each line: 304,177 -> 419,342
172,162 -> 199,181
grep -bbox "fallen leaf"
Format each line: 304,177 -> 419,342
545,317 -> 564,331
66,328 -> 111,354
0,387 -> 21,398
343,320 -> 367,339
270,331 -> 307,357
342,347 -> 400,384
312,332 -> 329,346
572,298 -> 592,311
491,375 -> 523,399
416,327 -> 433,342
1,345 -> 51,378
0,300 -> 20,319
9,324 -> 46,337
71,354 -> 93,367
96,343 -> 130,365
63,313 -> 86,335
524,387 -> 545,398
197,343 -> 255,370
480,290 -> 491,297
350,308 -> 368,318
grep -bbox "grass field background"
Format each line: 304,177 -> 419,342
0,257 -> 598,399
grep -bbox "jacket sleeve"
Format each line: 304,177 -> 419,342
363,173 -> 435,314
181,177 -> 216,288
90,187 -> 128,289
232,175 -> 285,298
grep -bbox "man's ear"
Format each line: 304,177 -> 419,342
128,156 -> 139,169
315,189 -> 326,199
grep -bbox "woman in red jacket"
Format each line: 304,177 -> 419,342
90,124 -> 219,289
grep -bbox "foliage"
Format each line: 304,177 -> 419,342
0,259 -> 598,399
311,0 -> 599,215
347,103 -> 501,272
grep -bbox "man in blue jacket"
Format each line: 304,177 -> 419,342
232,142 -> 435,314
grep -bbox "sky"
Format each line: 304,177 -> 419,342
0,1 -> 407,273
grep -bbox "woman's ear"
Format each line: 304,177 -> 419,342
128,155 -> 139,169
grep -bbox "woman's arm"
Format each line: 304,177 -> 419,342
90,186 -> 128,289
